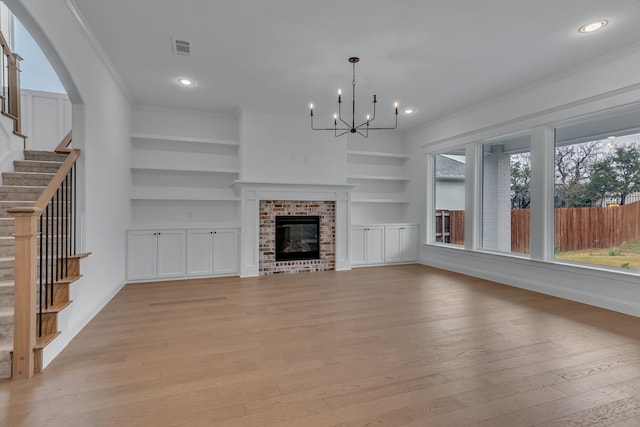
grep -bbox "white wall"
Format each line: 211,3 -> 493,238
20,88 -> 72,150
6,0 -> 132,367
406,43 -> 640,317
239,110 -> 347,185
0,114 -> 23,174
131,106 -> 238,141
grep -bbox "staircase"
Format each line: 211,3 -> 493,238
0,149 -> 67,378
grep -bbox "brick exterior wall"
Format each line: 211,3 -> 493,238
259,200 -> 335,275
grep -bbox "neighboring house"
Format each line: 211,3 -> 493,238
435,154 -> 465,211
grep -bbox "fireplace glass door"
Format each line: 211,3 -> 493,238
275,216 -> 320,261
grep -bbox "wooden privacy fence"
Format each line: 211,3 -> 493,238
437,201 -> 640,252
555,202 -> 640,251
511,209 -> 530,253
435,210 -> 465,244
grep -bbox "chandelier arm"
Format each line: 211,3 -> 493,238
355,120 -> 371,129
365,115 -> 398,130
356,129 -> 369,138
311,116 -> 351,131
336,129 -> 351,137
337,100 -> 351,129
370,99 -> 377,122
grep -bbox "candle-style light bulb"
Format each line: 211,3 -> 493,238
310,103 -> 314,115
394,102 -> 399,114
333,114 -> 337,125
366,114 -> 370,121
338,89 -> 342,103
373,93 -> 377,103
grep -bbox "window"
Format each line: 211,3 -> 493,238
434,150 -> 465,245
555,111 -> 640,272
482,134 -> 531,254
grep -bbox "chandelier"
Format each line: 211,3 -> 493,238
309,57 -> 398,138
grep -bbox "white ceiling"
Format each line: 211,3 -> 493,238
73,0 -> 640,129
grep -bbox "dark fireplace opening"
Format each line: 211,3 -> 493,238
275,216 -> 320,261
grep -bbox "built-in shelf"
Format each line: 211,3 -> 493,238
347,175 -> 410,182
130,133 -> 239,147
351,198 -> 409,204
130,164 -> 240,174
131,187 -> 239,201
347,150 -> 410,160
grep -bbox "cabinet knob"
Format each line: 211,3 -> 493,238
210,231 -> 213,234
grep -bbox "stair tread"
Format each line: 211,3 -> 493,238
0,185 -> 47,189
40,300 -> 72,314
15,159 -> 63,164
35,332 -> 61,349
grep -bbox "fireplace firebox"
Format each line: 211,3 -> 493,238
275,216 -> 320,261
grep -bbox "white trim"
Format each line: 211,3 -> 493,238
419,247 -> 640,317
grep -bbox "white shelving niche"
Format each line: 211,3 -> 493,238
130,133 -> 241,226
347,136 -> 410,224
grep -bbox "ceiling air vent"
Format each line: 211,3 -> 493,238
172,38 -> 190,56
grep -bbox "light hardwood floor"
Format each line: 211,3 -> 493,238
2,264 -> 640,426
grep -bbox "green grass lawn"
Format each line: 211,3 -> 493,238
555,239 -> 640,270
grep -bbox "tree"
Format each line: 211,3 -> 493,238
589,144 -> 640,205
511,153 -> 531,209
555,141 -> 605,207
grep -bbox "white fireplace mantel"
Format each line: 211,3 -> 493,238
233,181 -> 354,277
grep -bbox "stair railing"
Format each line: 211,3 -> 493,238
0,30 -> 22,136
8,131 -> 78,379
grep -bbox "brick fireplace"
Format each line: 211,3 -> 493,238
233,181 -> 352,277
259,200 -> 335,274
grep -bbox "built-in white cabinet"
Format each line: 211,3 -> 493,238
186,228 -> 239,276
351,224 -> 419,267
127,227 -> 239,281
127,229 -> 186,281
351,225 -> 385,266
384,224 -> 419,263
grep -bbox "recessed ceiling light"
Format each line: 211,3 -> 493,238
178,78 -> 195,87
402,108 -> 415,115
607,135 -> 616,139
578,20 -> 608,33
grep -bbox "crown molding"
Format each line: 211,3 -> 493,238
63,0 -> 134,105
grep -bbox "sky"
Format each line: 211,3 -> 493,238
14,17 -> 65,94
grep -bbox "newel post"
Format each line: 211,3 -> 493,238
8,207 -> 41,379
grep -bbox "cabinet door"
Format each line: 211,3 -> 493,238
384,226 -> 403,263
366,226 -> 385,264
401,225 -> 419,261
350,227 -> 367,265
127,230 -> 157,281
157,230 -> 186,278
213,229 -> 239,275
187,230 -> 214,276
